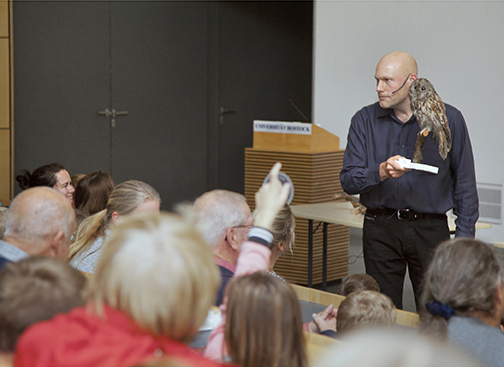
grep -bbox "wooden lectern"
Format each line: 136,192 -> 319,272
244,121 -> 349,285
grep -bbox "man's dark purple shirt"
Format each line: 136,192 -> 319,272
340,102 -> 478,237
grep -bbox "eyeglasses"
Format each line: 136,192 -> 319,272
231,224 -> 253,229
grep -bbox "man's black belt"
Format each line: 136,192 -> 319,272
366,208 -> 446,221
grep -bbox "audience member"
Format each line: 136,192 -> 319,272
265,203 -> 295,281
0,187 -> 75,272
225,272 -> 307,367
16,163 -> 75,207
68,180 -> 160,273
205,163 -> 307,367
336,290 -> 396,337
15,212 -> 223,367
193,190 -> 253,306
74,171 -> 114,215
309,274 -> 380,336
71,173 -> 86,190
0,207 -> 8,238
314,329 -> 482,367
337,273 -> 380,296
419,238 -> 504,367
0,257 -> 86,367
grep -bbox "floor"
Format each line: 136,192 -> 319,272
322,227 -> 417,313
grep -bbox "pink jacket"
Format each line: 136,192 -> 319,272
204,241 -> 271,361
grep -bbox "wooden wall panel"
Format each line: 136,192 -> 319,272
0,1 -> 8,38
0,129 -> 10,202
244,148 -> 348,285
0,38 -> 9,128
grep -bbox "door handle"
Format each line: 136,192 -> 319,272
220,106 -> 236,124
112,109 -> 128,118
98,108 -> 112,117
98,108 -> 128,127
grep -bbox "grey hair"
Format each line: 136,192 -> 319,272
315,329 -> 482,367
193,190 -> 249,249
419,238 -> 503,339
5,187 -> 74,242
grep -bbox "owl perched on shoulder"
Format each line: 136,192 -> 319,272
409,78 -> 452,163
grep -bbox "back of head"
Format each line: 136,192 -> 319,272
69,180 -> 160,262
225,272 -> 307,367
71,173 -> 86,189
314,329 -> 482,367
74,171 -> 114,215
338,273 -> 380,296
337,290 -> 396,337
268,203 -> 295,250
86,212 -> 219,343
419,238 -> 502,339
193,190 -> 248,249
15,163 -> 65,190
0,256 -> 86,353
4,187 -> 75,252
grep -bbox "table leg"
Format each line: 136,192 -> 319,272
323,222 -> 328,291
308,219 -> 313,287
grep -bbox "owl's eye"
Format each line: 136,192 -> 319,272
421,86 -> 426,90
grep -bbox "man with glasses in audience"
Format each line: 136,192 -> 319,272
194,190 -> 253,305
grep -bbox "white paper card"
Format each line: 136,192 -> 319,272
397,158 -> 439,175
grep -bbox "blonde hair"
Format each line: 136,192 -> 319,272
225,272 -> 308,367
419,238 -> 503,339
68,180 -> 160,263
86,212 -> 219,343
314,329 -> 482,367
268,204 -> 295,253
337,291 -> 396,337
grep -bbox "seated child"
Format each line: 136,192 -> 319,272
0,257 -> 86,367
337,290 -> 396,337
337,273 -> 380,296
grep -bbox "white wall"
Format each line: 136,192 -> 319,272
313,0 -> 504,243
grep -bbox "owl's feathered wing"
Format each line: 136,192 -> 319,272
409,79 -> 452,162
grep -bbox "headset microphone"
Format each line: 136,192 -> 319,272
391,73 -> 412,94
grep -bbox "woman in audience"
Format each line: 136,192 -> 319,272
205,163 -> 307,367
266,203 -> 295,281
14,212 -> 223,367
73,171 -> 115,232
15,163 -> 75,207
74,171 -> 114,216
68,180 -> 160,273
71,173 -> 86,189
225,272 -> 307,367
419,238 -> 504,367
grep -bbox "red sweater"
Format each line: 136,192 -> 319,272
14,304 -> 227,367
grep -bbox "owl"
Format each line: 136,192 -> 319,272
409,78 -> 452,163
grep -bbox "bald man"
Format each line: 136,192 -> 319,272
0,187 -> 75,271
340,51 -> 478,310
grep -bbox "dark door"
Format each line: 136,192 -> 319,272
14,1 -> 209,209
109,2 -> 209,207
14,1 -> 312,205
215,1 -> 313,193
13,1 -> 111,175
